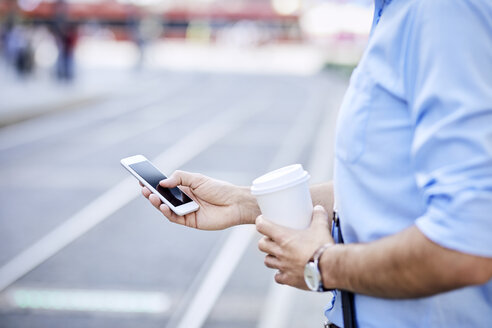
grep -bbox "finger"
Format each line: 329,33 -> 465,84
274,271 -> 287,285
148,193 -> 162,209
310,205 -> 330,230
160,170 -> 206,189
264,254 -> 281,270
255,215 -> 290,242
258,236 -> 282,257
141,187 -> 151,199
159,203 -> 187,225
139,182 -> 144,187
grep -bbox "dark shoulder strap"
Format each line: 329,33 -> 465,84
334,212 -> 357,328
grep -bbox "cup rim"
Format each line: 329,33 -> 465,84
251,165 -> 310,195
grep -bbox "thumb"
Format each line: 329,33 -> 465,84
310,205 -> 330,230
256,215 -> 292,242
160,170 -> 205,189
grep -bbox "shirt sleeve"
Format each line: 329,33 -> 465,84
404,1 -> 492,257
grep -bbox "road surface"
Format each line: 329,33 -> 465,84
0,68 -> 348,328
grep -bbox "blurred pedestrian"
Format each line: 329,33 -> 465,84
127,10 -> 144,71
53,0 -> 77,81
0,3 -> 15,72
5,24 -> 34,78
131,15 -> 163,70
55,24 -> 77,81
140,1 -> 492,328
0,16 -> 11,62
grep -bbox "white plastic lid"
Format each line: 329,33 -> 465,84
251,164 -> 310,195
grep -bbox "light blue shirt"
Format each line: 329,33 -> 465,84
330,0 -> 492,326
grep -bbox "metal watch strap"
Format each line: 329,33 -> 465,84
310,243 -> 333,291
311,243 -> 333,263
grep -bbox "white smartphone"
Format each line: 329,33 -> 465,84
120,155 -> 199,216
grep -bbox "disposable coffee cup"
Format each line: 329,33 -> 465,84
251,164 -> 313,230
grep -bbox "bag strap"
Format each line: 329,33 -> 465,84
333,212 -> 357,328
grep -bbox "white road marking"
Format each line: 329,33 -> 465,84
64,103 -> 195,161
171,84 -> 327,328
173,225 -> 256,328
0,103 -> 267,293
257,285 -> 296,328
3,287 -> 171,314
257,77 -> 346,328
307,80 -> 345,184
0,74 -> 195,152
268,83 -> 327,170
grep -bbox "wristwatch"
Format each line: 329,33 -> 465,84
304,243 -> 333,292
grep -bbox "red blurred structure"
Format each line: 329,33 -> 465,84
0,0 -> 301,41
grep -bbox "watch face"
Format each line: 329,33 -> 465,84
304,262 -> 321,291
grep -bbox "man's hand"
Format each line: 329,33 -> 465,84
256,205 -> 334,290
141,170 -> 259,230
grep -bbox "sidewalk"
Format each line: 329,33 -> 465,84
0,67 -> 133,127
0,39 -> 361,128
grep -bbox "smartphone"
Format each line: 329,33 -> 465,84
120,155 -> 199,216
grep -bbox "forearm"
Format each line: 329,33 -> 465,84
321,225 -> 492,299
310,182 -> 334,212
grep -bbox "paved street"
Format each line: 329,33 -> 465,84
0,68 -> 348,328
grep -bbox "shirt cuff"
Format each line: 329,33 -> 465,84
415,201 -> 492,258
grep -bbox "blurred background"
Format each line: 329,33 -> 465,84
0,0 -> 372,327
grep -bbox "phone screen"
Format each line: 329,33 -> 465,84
129,161 -> 193,207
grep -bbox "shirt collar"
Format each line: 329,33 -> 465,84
371,0 -> 393,31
